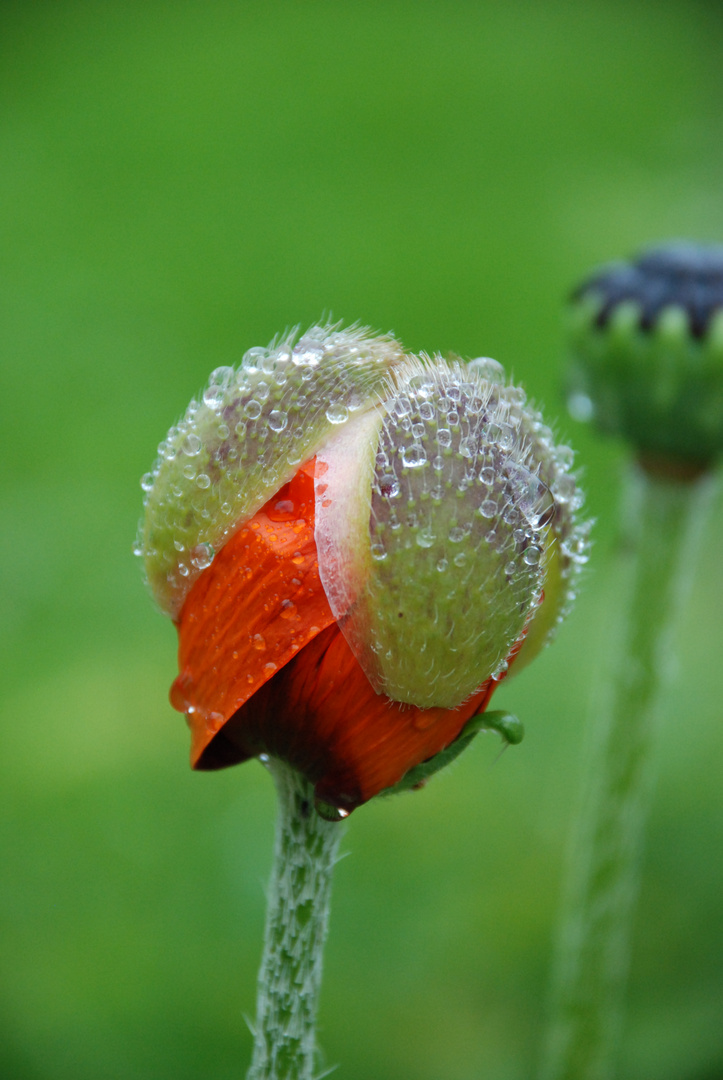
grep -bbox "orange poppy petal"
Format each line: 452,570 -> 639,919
170,461 -> 336,768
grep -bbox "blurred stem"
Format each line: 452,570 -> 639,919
540,463 -> 714,1080
247,758 -> 344,1080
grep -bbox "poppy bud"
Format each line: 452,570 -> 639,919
138,325 -> 587,815
567,242 -> 723,474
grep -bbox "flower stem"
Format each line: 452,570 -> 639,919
247,758 -> 344,1080
540,463 -> 714,1080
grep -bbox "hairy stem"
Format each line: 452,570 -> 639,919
247,758 -> 344,1080
540,464 -> 713,1080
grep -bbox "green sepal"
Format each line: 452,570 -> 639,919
139,324 -> 403,618
379,709 -> 523,798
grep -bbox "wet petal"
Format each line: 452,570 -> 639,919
170,463 -> 336,767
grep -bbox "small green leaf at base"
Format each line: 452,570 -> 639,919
379,710 -> 523,798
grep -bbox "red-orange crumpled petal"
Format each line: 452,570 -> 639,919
171,459 -> 517,813
170,461 -> 336,763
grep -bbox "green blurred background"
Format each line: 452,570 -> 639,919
2,2 -> 722,1077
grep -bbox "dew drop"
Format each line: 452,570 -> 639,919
244,399 -> 262,420
205,711 -> 225,733
182,433 -> 202,457
292,341 -> 323,367
416,528 -> 436,548
523,546 -> 542,566
211,365 -> 234,387
480,498 -> 497,518
191,542 -> 215,570
501,384 -> 526,406
170,675 -> 193,713
402,445 -> 427,468
268,409 -> 288,433
280,599 -> 298,619
413,712 -> 437,731
252,633 -> 266,651
555,445 -> 576,470
326,403 -> 349,425
491,658 -> 509,680
554,474 -> 577,500
437,429 -> 452,448
203,385 -> 225,409
488,421 -> 514,450
195,473 -> 211,489
242,347 -> 265,373
379,475 -> 400,499
468,357 -> 505,382
370,542 -> 387,561
140,472 -> 154,492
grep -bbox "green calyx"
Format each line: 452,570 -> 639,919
137,324 -> 404,617
567,243 -> 723,472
